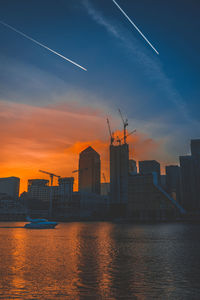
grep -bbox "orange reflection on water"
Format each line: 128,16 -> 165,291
96,222 -> 114,298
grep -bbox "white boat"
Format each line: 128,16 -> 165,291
24,216 -> 58,229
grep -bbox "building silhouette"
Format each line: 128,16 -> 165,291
110,143 -> 129,205
78,146 -> 101,194
165,165 -> 180,201
0,177 -> 20,199
128,173 -> 184,221
139,160 -> 161,184
180,139 -> 200,213
191,139 -> 200,156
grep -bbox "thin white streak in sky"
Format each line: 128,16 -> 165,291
0,20 -> 87,71
112,0 -> 159,55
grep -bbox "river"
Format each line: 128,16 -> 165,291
0,222 -> 200,299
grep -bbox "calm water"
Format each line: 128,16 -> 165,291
0,222 -> 200,299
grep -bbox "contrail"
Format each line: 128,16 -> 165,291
112,0 -> 159,55
0,20 -> 87,71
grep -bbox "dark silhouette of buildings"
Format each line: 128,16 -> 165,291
78,146 -> 101,194
110,143 -> 129,205
128,173 -> 184,221
0,177 -> 20,199
139,160 -> 161,184
165,165 -> 180,201
180,139 -> 200,213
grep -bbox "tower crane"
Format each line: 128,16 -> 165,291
72,168 -> 88,173
118,109 -> 128,144
39,170 -> 60,186
116,129 -> 136,145
106,118 -> 114,145
38,170 -> 61,219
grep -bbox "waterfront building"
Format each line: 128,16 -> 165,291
27,177 -> 74,217
78,146 -> 101,194
110,143 -> 129,204
0,177 -> 20,199
179,139 -> 200,213
53,177 -> 74,216
128,173 -> 185,221
139,160 -> 161,184
191,139 -> 200,156
166,165 -> 180,201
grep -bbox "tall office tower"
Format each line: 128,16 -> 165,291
139,160 -> 161,184
191,139 -> 200,156
110,143 -> 129,204
166,165 -> 180,201
179,139 -> 200,213
0,177 -> 20,199
78,146 -> 101,194
179,156 -> 197,212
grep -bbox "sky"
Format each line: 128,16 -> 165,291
0,0 -> 200,193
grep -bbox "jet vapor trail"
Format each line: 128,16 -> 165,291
0,20 -> 87,71
112,0 -> 159,55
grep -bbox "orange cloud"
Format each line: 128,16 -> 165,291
0,100 -> 169,194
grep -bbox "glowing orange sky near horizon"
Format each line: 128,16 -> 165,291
0,100 -> 170,194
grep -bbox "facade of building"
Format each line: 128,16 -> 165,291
180,139 -> 200,213
166,165 -> 180,201
27,178 -> 74,217
191,139 -> 200,156
28,179 -> 50,206
139,160 -> 160,177
78,146 -> 101,194
53,177 -> 74,216
0,177 -> 20,199
110,143 -> 129,204
128,173 -> 184,221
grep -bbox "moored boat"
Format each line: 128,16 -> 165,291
24,216 -> 58,229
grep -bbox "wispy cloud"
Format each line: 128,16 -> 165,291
83,0 -> 199,127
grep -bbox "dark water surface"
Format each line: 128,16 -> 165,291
0,222 -> 200,299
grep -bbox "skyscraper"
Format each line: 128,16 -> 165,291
179,156 -> 196,212
165,165 -> 180,201
110,143 -> 129,204
78,146 -> 101,194
0,177 -> 20,199
191,139 -> 200,156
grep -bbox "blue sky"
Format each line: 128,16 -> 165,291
0,0 -> 200,164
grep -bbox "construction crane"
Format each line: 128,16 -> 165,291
116,129 -> 136,145
39,170 -> 60,186
72,168 -> 88,174
38,170 -> 61,219
106,118 -> 114,145
118,109 -> 128,144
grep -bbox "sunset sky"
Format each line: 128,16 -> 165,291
0,0 -> 200,193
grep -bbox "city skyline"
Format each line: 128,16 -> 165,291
1,0 -> 200,193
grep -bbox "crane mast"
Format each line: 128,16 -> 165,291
118,109 -> 128,144
106,118 -> 114,145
